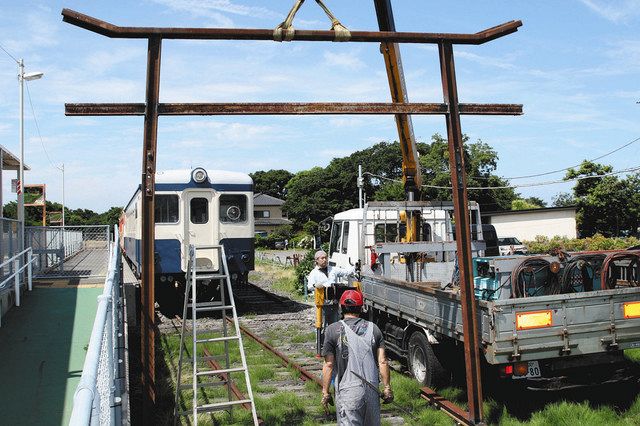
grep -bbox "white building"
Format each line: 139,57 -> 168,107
482,206 -> 577,241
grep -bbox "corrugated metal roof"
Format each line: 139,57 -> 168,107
0,144 -> 30,171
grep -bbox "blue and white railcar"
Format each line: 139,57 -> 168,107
122,167 -> 254,304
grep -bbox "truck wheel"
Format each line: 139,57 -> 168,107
408,331 -> 446,387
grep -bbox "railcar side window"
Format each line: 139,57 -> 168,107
190,198 -> 209,224
155,194 -> 179,223
220,194 -> 247,223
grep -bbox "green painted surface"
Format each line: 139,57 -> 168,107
0,286 -> 103,425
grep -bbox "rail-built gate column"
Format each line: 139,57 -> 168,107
439,41 -> 484,424
140,35 -> 161,418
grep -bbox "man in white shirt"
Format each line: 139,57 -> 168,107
307,250 -> 354,291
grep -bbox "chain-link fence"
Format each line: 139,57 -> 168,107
0,218 -> 22,285
69,228 -> 129,425
25,225 -> 111,279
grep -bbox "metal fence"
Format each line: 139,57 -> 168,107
0,218 -> 22,284
25,225 -> 111,279
69,226 -> 129,425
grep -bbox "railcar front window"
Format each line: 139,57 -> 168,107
220,194 -> 247,223
190,198 -> 209,224
155,194 -> 179,223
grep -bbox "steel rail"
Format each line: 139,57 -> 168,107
65,102 -> 522,116
420,387 -> 474,426
62,9 -> 521,45
201,347 -> 254,412
226,317 -> 323,388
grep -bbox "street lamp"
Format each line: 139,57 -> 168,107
18,59 -> 44,251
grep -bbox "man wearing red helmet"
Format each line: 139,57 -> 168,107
321,289 -> 393,425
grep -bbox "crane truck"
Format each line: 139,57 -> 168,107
319,0 -> 640,400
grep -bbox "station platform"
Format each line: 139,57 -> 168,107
0,279 -> 103,425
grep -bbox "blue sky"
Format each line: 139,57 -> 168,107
0,0 -> 639,212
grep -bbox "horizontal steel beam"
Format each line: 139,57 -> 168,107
65,102 -> 522,116
62,9 -> 521,45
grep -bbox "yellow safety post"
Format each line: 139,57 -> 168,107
315,287 -> 325,356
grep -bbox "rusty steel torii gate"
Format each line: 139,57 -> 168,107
62,5 -> 522,424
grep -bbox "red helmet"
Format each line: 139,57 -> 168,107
339,290 -> 364,307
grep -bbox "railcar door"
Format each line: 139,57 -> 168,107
184,190 -> 219,272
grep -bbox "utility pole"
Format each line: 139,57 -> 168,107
17,59 -> 43,251
358,165 -> 364,209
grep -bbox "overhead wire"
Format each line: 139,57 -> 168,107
0,42 -> 19,63
25,82 -> 62,172
363,165 -> 640,191
423,135 -> 640,181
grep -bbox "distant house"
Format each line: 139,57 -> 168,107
482,206 -> 578,241
253,193 -> 292,235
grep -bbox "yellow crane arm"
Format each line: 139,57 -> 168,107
374,0 -> 421,241
374,0 -> 422,198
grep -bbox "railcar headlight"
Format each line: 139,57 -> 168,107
192,167 -> 208,183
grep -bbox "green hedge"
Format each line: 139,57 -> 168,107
524,234 -> 640,254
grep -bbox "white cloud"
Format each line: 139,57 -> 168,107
322,51 -> 365,71
579,0 -> 640,22
85,48 -> 146,75
148,0 -> 279,26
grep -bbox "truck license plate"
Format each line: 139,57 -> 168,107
520,361 -> 541,379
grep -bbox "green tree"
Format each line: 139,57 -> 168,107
552,192 -> 576,207
283,135 -> 515,226
3,201 -> 122,226
419,134 -> 516,211
374,180 -> 404,201
565,161 -> 638,237
523,197 -> 546,207
511,199 -> 542,210
99,207 -> 123,226
250,169 -> 294,199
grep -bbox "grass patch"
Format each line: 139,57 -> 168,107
251,260 -> 307,302
251,365 -> 276,382
290,331 -> 316,344
501,400 -> 620,426
625,349 -> 640,362
255,392 -> 306,425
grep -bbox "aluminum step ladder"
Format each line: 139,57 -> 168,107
173,245 -> 258,425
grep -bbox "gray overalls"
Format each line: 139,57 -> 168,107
336,320 -> 380,425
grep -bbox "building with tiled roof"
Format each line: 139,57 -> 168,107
253,193 -> 292,234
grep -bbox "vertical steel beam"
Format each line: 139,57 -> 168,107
438,42 -> 484,424
140,35 -> 161,420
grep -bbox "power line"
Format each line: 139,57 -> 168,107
25,81 -> 62,172
0,42 -> 19,63
364,166 -> 640,191
464,135 -> 640,181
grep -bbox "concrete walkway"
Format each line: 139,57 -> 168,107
0,283 -> 102,425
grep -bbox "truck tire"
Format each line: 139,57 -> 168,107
408,331 -> 446,387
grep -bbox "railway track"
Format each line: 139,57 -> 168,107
160,282 -> 407,424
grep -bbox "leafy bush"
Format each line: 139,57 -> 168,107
294,249 -> 316,294
524,234 -> 640,254
290,232 -> 314,249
